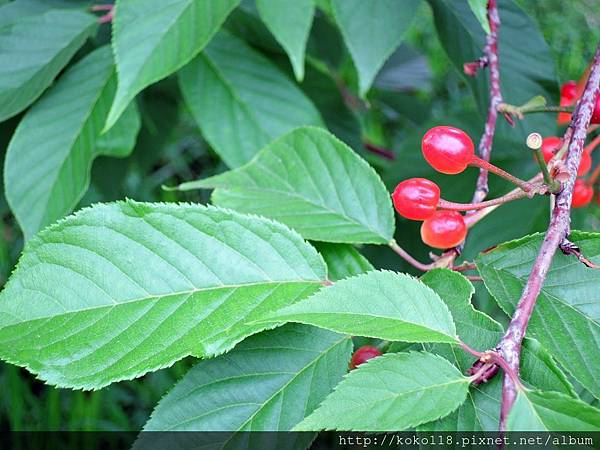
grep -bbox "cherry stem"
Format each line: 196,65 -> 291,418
466,275 -> 483,281
388,240 -> 477,273
469,156 -> 533,192
90,4 -> 113,11
527,135 -> 562,192
518,105 -> 573,114
438,189 -> 529,212
91,4 -> 114,23
583,137 -> 600,186
453,262 -> 477,272
459,340 -> 484,358
388,240 -> 433,272
585,134 -> 600,154
460,341 -> 524,390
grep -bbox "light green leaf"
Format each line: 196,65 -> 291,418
0,201 -> 327,389
264,270 -> 458,344
331,0 -> 421,96
507,390 -> 600,431
467,0 -> 490,34
296,352 -> 470,431
314,243 -> 373,281
0,6 -> 96,121
143,324 -> 351,434
256,0 -> 315,81
178,32 -> 323,168
5,46 -> 118,238
95,102 -> 141,158
106,0 -> 240,130
174,127 -> 394,244
477,231 -> 600,399
417,269 -> 575,432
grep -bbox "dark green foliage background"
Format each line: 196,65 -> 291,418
0,0 -> 598,432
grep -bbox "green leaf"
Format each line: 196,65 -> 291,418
143,324 -> 351,433
178,32 -> 323,168
300,62 -> 362,151
467,0 -> 490,34
0,6 -> 96,121
331,0 -> 421,96
264,270 -> 458,344
507,391 -> 600,431
174,127 -> 394,244
477,231 -> 600,399
5,46 -> 118,238
94,102 -> 141,158
428,0 -> 558,138
0,201 -> 327,389
314,243 -> 373,281
106,0 -> 240,131
417,270 -> 575,431
256,0 -> 315,81
295,352 -> 470,431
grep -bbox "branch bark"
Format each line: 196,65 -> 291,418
497,43 -> 600,430
470,0 -> 502,204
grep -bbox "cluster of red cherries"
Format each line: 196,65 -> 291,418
555,80 -> 600,208
391,126 -> 476,250
391,82 -> 600,251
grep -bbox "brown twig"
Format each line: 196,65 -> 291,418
496,42 -> 600,430
470,0 -> 502,205
559,239 -> 600,269
388,241 -> 434,272
439,0 -> 503,269
364,142 -> 396,160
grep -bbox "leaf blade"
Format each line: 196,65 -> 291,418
0,7 -> 96,120
0,201 -> 327,389
256,0 -> 315,81
4,46 -> 117,238
295,352 -> 470,431
106,0 -> 240,130
264,270 -> 458,344
178,31 -> 323,168
176,127 -> 394,244
143,324 -> 351,432
331,0 -> 421,96
507,390 -> 600,431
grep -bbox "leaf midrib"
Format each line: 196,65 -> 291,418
275,310 -> 456,341
303,377 -> 469,429
1,279 -> 322,329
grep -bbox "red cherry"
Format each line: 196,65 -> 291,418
592,93 -> 600,125
420,210 -> 467,249
350,346 -> 382,369
572,179 -> 593,208
578,150 -> 592,176
539,137 -> 590,175
558,81 -> 577,125
540,137 -> 563,162
561,80 -> 577,100
422,126 -> 475,174
392,178 -> 440,221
